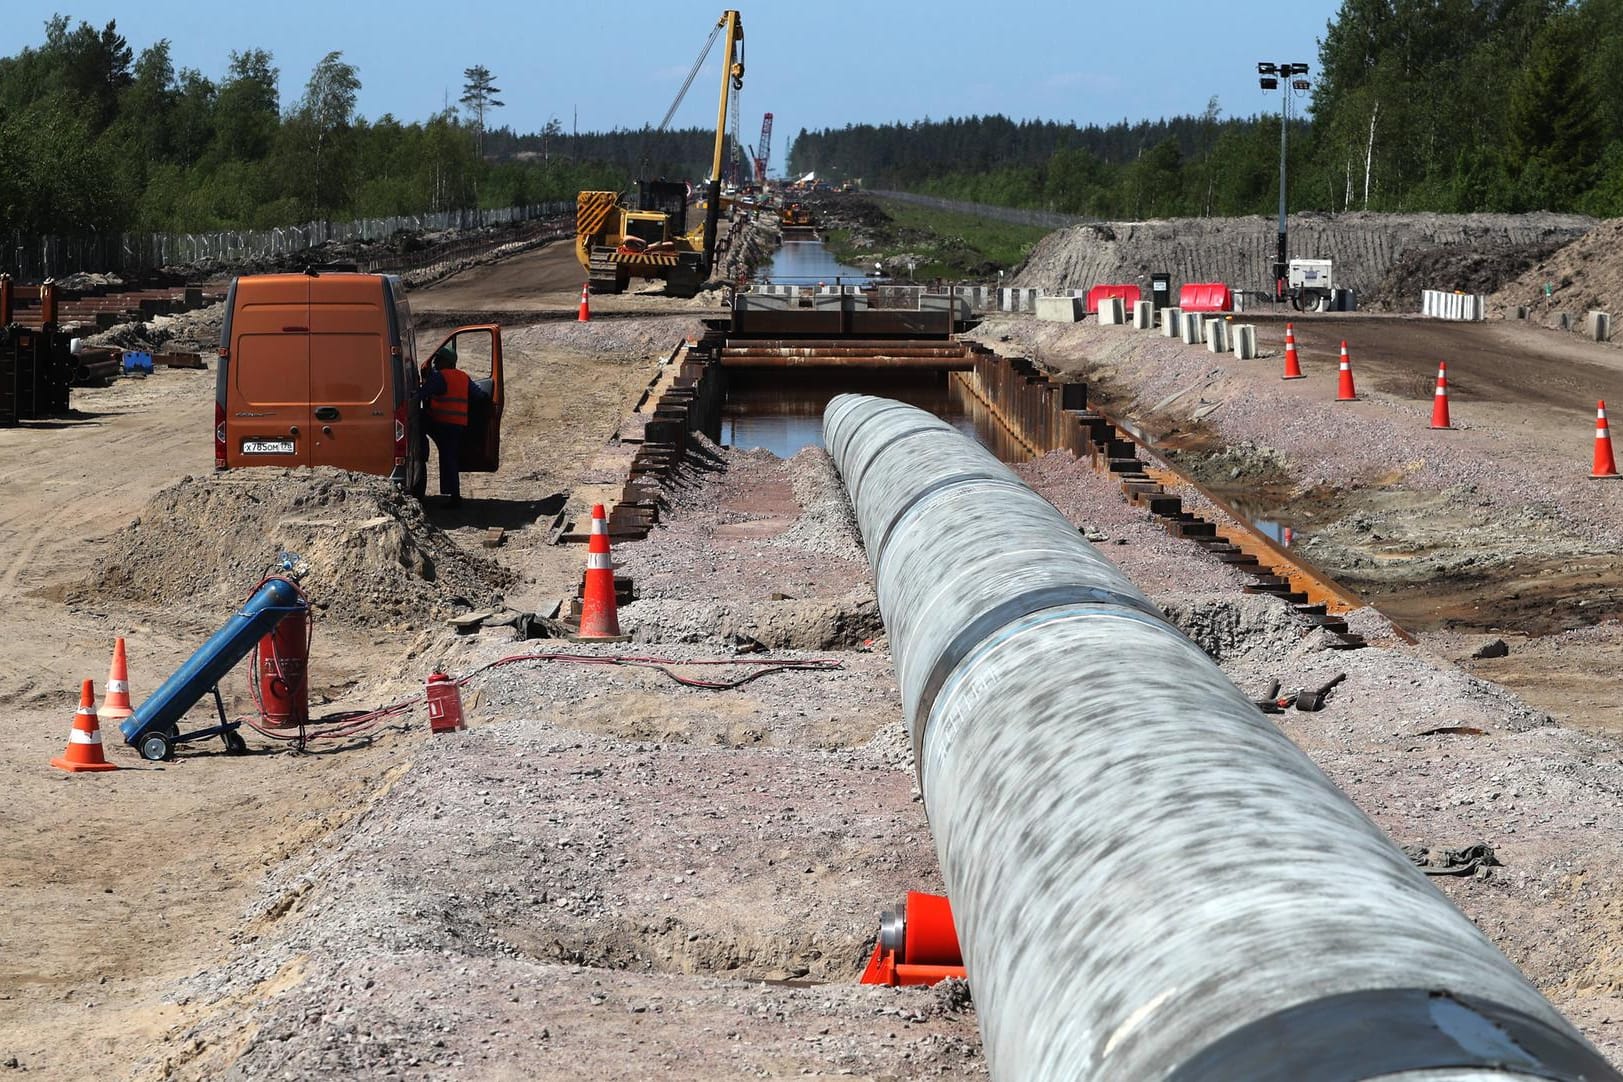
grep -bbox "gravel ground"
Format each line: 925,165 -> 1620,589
117,317 -> 1623,1076
969,318 -> 1623,561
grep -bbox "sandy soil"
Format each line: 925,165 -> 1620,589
10,214 -> 1623,1079
0,273 -> 683,1078
1012,211 -> 1594,298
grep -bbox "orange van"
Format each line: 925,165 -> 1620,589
215,271 -> 503,495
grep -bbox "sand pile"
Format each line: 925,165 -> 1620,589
1361,238 -> 1568,311
1013,211 -> 1593,297
1490,217 -> 1623,336
81,468 -> 511,628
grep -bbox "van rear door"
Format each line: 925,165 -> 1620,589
426,325 -> 504,472
227,276 -> 311,467
308,276 -> 394,477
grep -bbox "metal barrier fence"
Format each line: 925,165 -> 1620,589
868,190 -> 1091,229
5,202 -> 574,281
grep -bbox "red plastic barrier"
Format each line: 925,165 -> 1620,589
1086,283 -> 1142,312
1178,282 -> 1233,313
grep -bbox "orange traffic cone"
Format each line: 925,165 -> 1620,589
1335,341 -> 1357,401
574,504 -> 629,641
52,679 -> 120,773
98,637 -> 134,723
1592,400 -> 1620,479
1430,362 -> 1453,429
1282,322 -> 1304,380
577,282 -> 591,323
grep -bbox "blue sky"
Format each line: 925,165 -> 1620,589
23,1 -> 1342,148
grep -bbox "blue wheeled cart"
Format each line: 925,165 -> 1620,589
120,557 -> 309,761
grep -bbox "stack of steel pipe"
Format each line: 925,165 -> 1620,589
824,392 -> 1615,1082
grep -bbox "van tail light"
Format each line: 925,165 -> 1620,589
215,401 -> 227,470
393,401 -> 408,467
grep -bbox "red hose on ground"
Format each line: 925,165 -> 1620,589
238,639 -> 842,750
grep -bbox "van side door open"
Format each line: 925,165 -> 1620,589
425,325 -> 503,472
223,276 -> 313,467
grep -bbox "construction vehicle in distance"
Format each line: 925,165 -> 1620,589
575,10 -> 744,297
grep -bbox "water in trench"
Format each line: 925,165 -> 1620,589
757,240 -> 874,286
720,367 -> 1032,462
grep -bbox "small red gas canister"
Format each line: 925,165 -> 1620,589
425,672 -> 465,734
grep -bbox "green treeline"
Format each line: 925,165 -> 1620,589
787,0 -> 1623,218
0,16 -> 627,237
485,125 -> 730,188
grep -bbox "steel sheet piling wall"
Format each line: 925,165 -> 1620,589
824,392 -> 1615,1082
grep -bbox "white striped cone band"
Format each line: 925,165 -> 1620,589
107,679 -> 128,693
69,727 -> 103,745
1600,429 -> 1609,439
590,518 -> 606,535
587,552 -> 615,570
1436,386 -> 1447,396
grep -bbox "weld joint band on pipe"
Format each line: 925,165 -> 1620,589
912,590 -> 1161,762
1166,988 -> 1616,1082
847,423 -> 958,504
870,471 -> 1018,570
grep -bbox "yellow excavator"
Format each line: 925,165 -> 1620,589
575,10 -> 744,297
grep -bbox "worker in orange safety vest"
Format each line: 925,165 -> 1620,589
420,345 -> 470,506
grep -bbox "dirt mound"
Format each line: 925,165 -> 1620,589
1489,217 -> 1623,336
83,300 -> 225,354
80,468 -> 511,628
1362,238 -> 1568,312
1014,211 -> 1593,297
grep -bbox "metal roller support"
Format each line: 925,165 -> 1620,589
823,393 -> 1616,1082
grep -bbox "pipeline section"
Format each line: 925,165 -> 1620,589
823,393 -> 1615,1082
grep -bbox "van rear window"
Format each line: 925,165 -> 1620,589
236,334 -> 310,405
311,334 -> 386,404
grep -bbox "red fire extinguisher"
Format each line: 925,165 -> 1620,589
257,606 -> 309,728
426,672 -> 465,734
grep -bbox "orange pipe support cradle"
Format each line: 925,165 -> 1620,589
859,890 -> 966,987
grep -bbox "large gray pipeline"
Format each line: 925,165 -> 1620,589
824,394 -> 1615,1082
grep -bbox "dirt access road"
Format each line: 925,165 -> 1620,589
0,255 -> 692,1078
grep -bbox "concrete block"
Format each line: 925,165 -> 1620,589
1097,297 -> 1125,325
813,292 -> 869,310
1132,300 -> 1154,330
999,287 -> 1038,313
1036,296 -> 1083,323
1204,319 -> 1229,353
735,293 -> 792,311
920,293 -> 970,317
1161,307 -> 1182,337
1592,311 -> 1613,342
1231,324 -> 1257,360
1181,311 -> 1204,345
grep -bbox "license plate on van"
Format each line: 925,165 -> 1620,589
242,438 -> 296,454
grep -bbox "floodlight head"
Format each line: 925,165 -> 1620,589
1257,62 -> 1278,75
1260,77 -> 1279,90
1292,79 -> 1310,90
1289,63 -> 1310,75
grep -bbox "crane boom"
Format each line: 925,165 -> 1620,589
757,112 -> 773,185
702,9 -> 744,275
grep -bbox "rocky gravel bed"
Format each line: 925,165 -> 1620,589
142,375 -> 1623,1075
970,318 -> 1623,563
